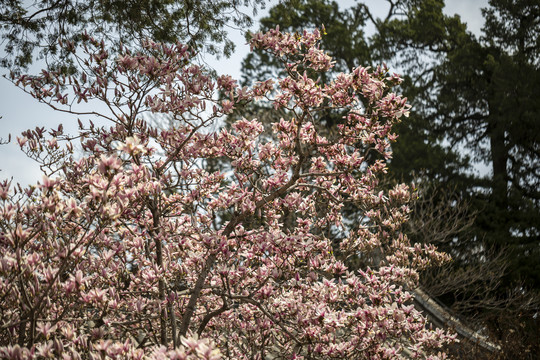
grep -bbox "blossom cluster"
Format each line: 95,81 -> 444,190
1,28 -> 453,359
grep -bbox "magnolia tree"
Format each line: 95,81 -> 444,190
0,27 -> 454,359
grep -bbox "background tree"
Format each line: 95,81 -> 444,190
368,0 -> 540,289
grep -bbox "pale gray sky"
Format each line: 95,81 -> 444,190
0,0 -> 489,185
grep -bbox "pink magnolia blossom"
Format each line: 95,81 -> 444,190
0,28 -> 454,359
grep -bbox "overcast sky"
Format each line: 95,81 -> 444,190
0,0 -> 489,186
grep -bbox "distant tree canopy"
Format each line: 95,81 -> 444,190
403,0 -> 540,288
0,0 -> 266,72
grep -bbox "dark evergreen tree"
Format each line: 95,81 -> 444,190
423,0 -> 540,288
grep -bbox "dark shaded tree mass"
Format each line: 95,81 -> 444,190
423,0 -> 540,288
